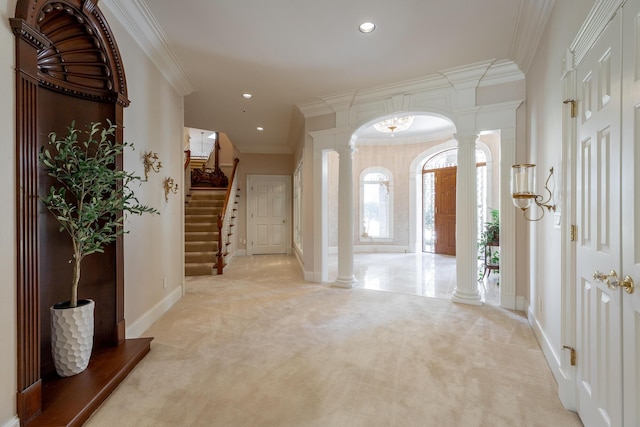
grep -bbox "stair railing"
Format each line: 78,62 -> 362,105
184,150 -> 191,198
216,158 -> 240,274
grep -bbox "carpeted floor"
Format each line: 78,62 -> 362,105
85,255 -> 582,427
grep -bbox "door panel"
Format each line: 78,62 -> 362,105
621,0 -> 640,424
435,167 -> 456,255
575,11 -> 623,427
249,176 -> 290,255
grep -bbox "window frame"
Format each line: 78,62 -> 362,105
359,166 -> 393,242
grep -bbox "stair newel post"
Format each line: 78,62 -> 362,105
213,132 -> 220,173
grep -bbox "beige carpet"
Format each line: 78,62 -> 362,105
85,255 -> 582,427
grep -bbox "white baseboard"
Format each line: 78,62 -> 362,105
528,307 -> 563,392
557,364 -> 577,411
303,270 -> 315,282
1,416 -> 19,427
528,305 -> 576,411
515,296 -> 526,312
126,286 -> 183,339
236,249 -> 247,256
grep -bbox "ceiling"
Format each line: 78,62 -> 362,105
116,0 -> 554,153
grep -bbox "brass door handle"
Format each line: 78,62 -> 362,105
593,270 -> 608,282
593,270 -> 620,290
593,270 -> 634,294
620,275 -> 635,294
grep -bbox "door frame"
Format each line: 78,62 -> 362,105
559,0 -> 626,411
246,174 -> 292,256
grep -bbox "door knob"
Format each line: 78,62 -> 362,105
593,270 -> 608,282
593,270 -> 634,294
620,275 -> 635,294
593,270 -> 620,290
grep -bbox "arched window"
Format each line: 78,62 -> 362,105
360,167 -> 393,241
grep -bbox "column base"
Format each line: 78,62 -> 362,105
333,276 -> 356,288
452,289 -> 483,306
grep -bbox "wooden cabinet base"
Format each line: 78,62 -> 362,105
26,338 -> 152,427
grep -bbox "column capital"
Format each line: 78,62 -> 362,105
336,145 -> 357,158
455,133 -> 479,145
310,127 -> 354,152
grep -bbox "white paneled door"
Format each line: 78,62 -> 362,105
620,0 -> 640,424
247,175 -> 290,255
575,2 -> 640,426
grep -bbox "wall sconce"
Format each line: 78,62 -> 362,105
143,151 -> 162,181
511,164 -> 556,221
163,177 -> 178,202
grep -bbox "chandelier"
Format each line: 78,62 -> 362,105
373,116 -> 414,136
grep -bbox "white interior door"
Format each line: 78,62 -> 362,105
248,175 -> 290,255
621,0 -> 640,424
575,10 -> 623,427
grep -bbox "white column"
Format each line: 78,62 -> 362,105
335,145 -> 357,287
452,134 -> 482,305
499,128 -> 517,309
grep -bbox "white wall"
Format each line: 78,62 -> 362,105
0,1 -> 18,425
525,0 -> 596,381
100,7 -> 185,339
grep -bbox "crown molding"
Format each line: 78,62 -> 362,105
510,0 -> 557,74
440,60 -> 494,89
297,100 -> 334,118
478,60 -> 525,87
101,0 -> 196,96
570,0 -> 624,69
297,59 -> 524,119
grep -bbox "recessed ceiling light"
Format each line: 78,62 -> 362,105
242,93 -> 253,99
359,22 -> 376,33
257,126 -> 264,131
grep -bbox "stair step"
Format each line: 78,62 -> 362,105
190,190 -> 226,199
185,222 -> 216,232
185,214 -> 218,223
185,251 -> 217,263
188,200 -> 224,208
185,241 -> 218,252
185,263 -> 214,276
186,207 -> 222,215
185,231 -> 218,242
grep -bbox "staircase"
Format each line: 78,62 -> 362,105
189,157 -> 208,172
184,189 -> 225,276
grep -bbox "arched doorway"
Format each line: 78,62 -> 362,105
422,148 -> 488,255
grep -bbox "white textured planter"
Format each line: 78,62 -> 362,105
50,299 -> 95,377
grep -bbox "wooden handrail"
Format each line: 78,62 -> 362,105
216,158 -> 240,274
184,149 -> 191,170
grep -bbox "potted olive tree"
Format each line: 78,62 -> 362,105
39,120 -> 158,377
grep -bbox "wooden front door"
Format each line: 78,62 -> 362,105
434,167 -> 456,255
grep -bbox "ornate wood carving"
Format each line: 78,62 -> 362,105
13,0 -> 129,106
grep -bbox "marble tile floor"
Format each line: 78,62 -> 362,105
328,252 -> 500,305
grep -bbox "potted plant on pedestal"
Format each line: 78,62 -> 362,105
39,121 -> 158,377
